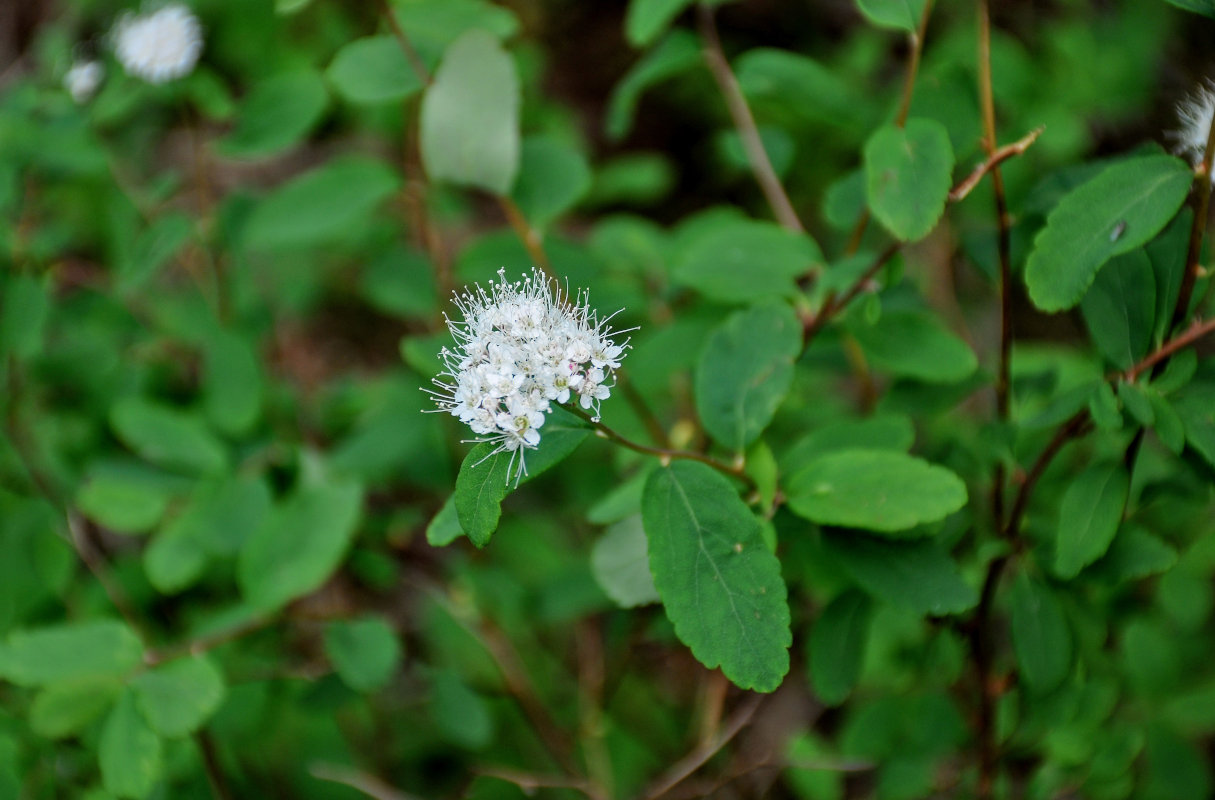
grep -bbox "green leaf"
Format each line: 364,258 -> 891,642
510,136 -> 592,228
325,36 -> 424,105
786,450 -> 967,534
1175,383 -> 1215,469
1147,389 -> 1185,454
131,656 -> 226,738
420,30 -> 519,195
392,0 -> 520,59
323,617 -> 402,692
736,49 -> 870,132
426,495 -> 464,547
1117,381 -> 1155,427
1,620 -> 143,686
201,327 -> 263,437
625,0 -> 694,47
849,310 -> 977,383
855,0 -> 926,31
1009,571 -> 1072,693
0,272 -> 50,359
361,246 -> 437,319
162,475 -> 272,560
30,679 -> 122,739
113,213 -> 194,295
1088,381 -> 1124,431
606,31 -> 700,141
1025,155 -> 1193,312
864,118 -> 954,242
642,462 -> 791,692
590,515 -> 660,608
780,414 -> 915,475
820,532 -> 977,615
454,407 -> 590,547
673,219 -> 822,303
100,690 -> 162,800
238,481 -> 363,610
808,590 -> 872,706
1164,0 -> 1215,19
1081,250 -> 1156,370
431,669 -> 494,749
143,518 -> 209,595
1054,462 -> 1129,578
75,475 -> 172,535
696,302 -> 801,452
110,397 -> 227,475
243,157 -> 401,251
217,70 -> 329,158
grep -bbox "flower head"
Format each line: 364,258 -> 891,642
112,3 -> 203,84
1170,80 -> 1215,171
64,60 -> 104,103
429,268 -> 631,484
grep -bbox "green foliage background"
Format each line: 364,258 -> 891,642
3,0 -> 1215,798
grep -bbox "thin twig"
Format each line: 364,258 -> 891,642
640,695 -> 763,800
697,3 -> 805,233
145,613 -> 276,666
947,126 -> 1043,204
477,767 -> 602,799
1167,92 -> 1215,337
969,551 -> 1010,800
577,621 -> 614,800
1126,316 -> 1215,383
619,374 -> 671,448
195,730 -> 235,800
377,0 -> 431,86
310,763 -> 423,800
497,195 -> 556,279
1002,409 -> 1091,542
802,241 -> 901,346
567,404 -> 757,491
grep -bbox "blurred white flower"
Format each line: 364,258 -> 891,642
1171,80 -> 1215,171
64,60 -> 104,103
112,3 -> 203,84
429,268 -> 631,483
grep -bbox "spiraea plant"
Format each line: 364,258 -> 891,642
3,0 -> 1215,798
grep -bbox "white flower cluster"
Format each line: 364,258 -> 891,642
112,3 -> 203,85
1171,80 -> 1215,173
64,60 -> 104,103
430,268 -> 630,482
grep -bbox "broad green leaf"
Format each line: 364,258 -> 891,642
238,481 -> 363,610
1147,389 -> 1185,453
1117,381 -> 1155,426
431,669 -> 494,749
323,617 -> 402,692
1148,209 -> 1191,342
454,407 -> 590,547
808,590 -> 872,706
780,414 -> 915,475
1025,155 -> 1192,312
360,246 -> 437,319
1142,724 -> 1213,800
590,515 -> 660,608
786,450 -> 967,534
243,157 -> 401,251
113,213 -> 194,294
606,31 -> 700,140
1174,383 -> 1215,469
1088,381 -> 1124,431
110,397 -> 227,475
584,152 -> 676,206
1164,0 -> 1215,19
0,273 -> 50,359
202,328 -> 263,437
1123,619 -> 1181,696
160,475 -> 272,560
864,118 -> 954,241
217,70 -> 329,158
642,462 -> 791,691
849,310 -> 977,383
392,0 -> 520,60
1,620 -> 143,686
420,30 -> 519,195
100,691 -> 162,799
30,679 -> 122,739
510,136 -> 592,228
696,302 -> 801,452
856,0 -> 926,31
821,533 -> 977,615
143,518 -> 208,595
1081,250 -> 1156,369
736,49 -> 870,132
1009,571 -> 1072,693
1054,462 -> 1129,578
325,36 -> 424,105
426,495 -> 464,547
131,656 -> 225,737
625,0 -> 695,47
673,219 -> 822,303
75,476 -> 172,535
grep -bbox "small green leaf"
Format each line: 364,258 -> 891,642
243,157 -> 401,251
131,656 -> 226,738
100,690 -> 162,799
202,328 -> 263,437
1009,571 -> 1073,693
325,36 -> 424,105
808,590 -> 872,706
420,30 -> 519,194
1054,462 -> 1129,579
1088,382 -> 1124,431
114,214 -> 194,294
238,481 -> 363,610
510,136 -> 592,228
780,414 -> 915,475
426,495 -> 464,547
110,397 -> 227,475
606,31 -> 700,141
1164,0 -> 1215,20
454,407 -> 590,547
590,515 -> 660,608
625,0 -> 694,46
736,49 -> 871,132
323,617 -> 402,692
673,219 -> 822,303
2,620 -> 143,686
1025,155 -> 1192,312
0,273 -> 50,359
30,679 -> 122,739
1117,381 -> 1155,427
143,521 -> 209,595
1175,383 -> 1215,469
786,450 -> 967,534
642,462 -> 791,692
864,118 -> 954,242
76,476 -> 172,535
696,302 -> 801,452
431,669 -> 494,749
849,310 -> 977,383
820,532 -> 977,615
163,475 -> 272,561
1147,389 -> 1185,454
855,0 -> 926,30
217,70 -> 329,158
1081,250 -> 1156,370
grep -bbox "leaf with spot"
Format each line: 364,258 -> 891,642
864,118 -> 954,241
642,461 -> 791,692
